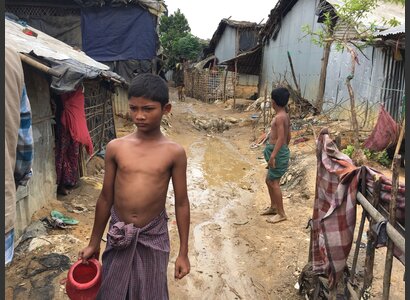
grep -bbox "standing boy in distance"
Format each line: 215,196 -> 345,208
79,73 -> 190,299
261,87 -> 291,224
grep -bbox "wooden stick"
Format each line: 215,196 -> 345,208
287,51 -> 300,95
391,118 -> 405,170
346,281 -> 360,300
19,53 -> 62,78
361,178 -> 381,297
382,155 -> 400,300
350,167 -> 367,280
356,192 -> 405,253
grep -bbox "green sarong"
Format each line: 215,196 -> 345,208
264,142 -> 290,180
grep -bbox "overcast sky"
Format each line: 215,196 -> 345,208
165,0 -> 279,40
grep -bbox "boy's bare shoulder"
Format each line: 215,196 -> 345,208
105,135 -> 133,152
161,138 -> 186,158
276,112 -> 289,122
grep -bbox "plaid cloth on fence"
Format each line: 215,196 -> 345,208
312,128 -> 405,288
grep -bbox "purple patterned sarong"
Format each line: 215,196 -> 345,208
97,207 -> 170,300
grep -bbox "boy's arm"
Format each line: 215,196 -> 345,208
79,141 -> 117,262
287,123 -> 291,145
171,145 -> 190,279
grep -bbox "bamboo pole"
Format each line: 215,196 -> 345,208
287,51 -> 300,95
382,155 -> 400,300
356,193 -> 405,253
361,178 -> 381,297
347,167 -> 367,299
391,118 -> 405,170
98,91 -> 108,153
346,282 -> 360,300
19,53 -> 62,78
223,68 -> 228,103
263,84 -> 267,129
233,59 -> 237,110
345,168 -> 367,299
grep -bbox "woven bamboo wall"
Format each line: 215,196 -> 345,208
83,80 -> 116,158
184,68 -> 236,102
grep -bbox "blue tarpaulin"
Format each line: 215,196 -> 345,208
81,5 -> 157,61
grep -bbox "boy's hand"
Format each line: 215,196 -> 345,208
268,156 -> 276,169
78,245 -> 100,264
174,255 -> 190,279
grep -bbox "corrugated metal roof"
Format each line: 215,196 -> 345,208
326,0 -> 405,28
203,19 -> 264,58
262,0 -> 405,42
5,17 -> 109,70
376,23 -> 405,37
5,17 -> 126,93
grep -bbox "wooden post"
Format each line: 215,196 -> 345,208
233,59 -> 237,110
391,118 -> 405,170
315,41 -> 332,112
345,46 -> 360,151
223,68 -> 228,102
361,177 -> 381,297
78,145 -> 87,177
99,90 -> 108,153
382,155 -> 400,300
263,84 -> 267,129
345,167 -> 367,300
19,53 -> 63,78
287,51 -> 300,96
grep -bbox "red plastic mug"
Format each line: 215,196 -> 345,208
66,258 -> 102,300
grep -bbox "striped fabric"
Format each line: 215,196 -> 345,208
14,86 -> 33,186
5,229 -> 15,265
97,207 -> 170,300
312,129 -> 358,288
312,128 -> 405,288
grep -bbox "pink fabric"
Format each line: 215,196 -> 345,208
312,128 -> 405,288
363,105 -> 399,151
61,87 -> 93,155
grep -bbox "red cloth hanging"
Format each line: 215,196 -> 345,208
363,105 -> 399,151
61,87 -> 94,155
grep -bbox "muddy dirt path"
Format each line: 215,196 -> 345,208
5,88 -> 404,300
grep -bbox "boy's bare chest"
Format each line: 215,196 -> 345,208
116,146 -> 173,175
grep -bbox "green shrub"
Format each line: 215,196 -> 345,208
342,145 -> 355,158
342,145 -> 391,167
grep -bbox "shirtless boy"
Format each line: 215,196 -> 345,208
79,73 -> 190,299
260,87 -> 291,224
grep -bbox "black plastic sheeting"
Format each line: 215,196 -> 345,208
103,59 -> 152,84
32,53 -> 126,94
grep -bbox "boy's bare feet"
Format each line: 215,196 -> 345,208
260,207 -> 278,215
266,214 -> 287,224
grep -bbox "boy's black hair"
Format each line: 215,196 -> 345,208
128,73 -> 169,107
271,87 -> 290,107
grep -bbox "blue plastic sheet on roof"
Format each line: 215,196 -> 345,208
81,5 -> 157,62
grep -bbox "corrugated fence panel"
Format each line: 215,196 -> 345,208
324,45 -> 405,125
260,0 -> 323,101
113,86 -> 129,116
215,26 -> 237,63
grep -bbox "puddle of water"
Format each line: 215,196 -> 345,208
202,137 -> 250,187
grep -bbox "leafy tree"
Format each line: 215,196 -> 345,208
159,9 -> 203,69
302,0 -> 402,164
173,34 -> 202,61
